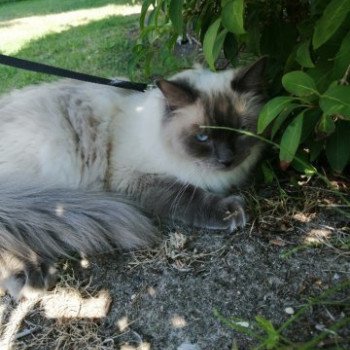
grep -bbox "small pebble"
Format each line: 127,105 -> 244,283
316,324 -> 325,331
333,273 -> 340,280
285,307 -> 294,315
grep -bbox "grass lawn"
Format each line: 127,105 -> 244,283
0,0 -> 137,21
0,0 -> 145,94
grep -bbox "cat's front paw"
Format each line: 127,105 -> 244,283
4,263 -> 58,301
203,195 -> 246,232
220,195 -> 246,232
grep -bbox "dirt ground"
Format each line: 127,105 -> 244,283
0,182 -> 349,350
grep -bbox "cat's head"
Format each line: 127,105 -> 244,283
156,57 -> 267,172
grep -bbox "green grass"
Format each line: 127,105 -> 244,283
0,0 -> 139,21
0,0 -> 143,94
0,0 -> 192,94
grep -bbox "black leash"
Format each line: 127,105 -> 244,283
0,54 -> 149,92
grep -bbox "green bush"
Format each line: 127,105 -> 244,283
134,0 -> 350,175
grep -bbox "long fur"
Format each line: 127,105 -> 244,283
0,186 -> 155,260
0,58 -> 267,298
0,185 -> 155,299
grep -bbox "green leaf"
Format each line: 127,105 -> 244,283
308,139 -> 324,162
213,29 -> 228,63
296,40 -> 314,68
300,109 -> 321,143
316,114 -> 336,137
261,162 -> 275,183
282,71 -> 318,97
203,18 -> 222,70
258,97 -> 295,134
320,85 -> 350,118
333,31 -> 350,80
140,0 -> 155,29
279,110 -> 305,163
221,0 -> 246,35
271,103 -> 300,139
313,0 -> 350,49
308,59 -> 335,94
291,152 -> 317,175
169,0 -> 184,34
326,121 -> 350,172
146,8 -> 157,26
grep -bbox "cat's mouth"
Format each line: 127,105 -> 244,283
196,154 -> 250,171
215,150 -> 250,171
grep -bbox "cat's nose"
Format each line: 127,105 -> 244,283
218,158 -> 234,167
215,143 -> 234,168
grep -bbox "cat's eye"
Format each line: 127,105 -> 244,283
195,133 -> 209,142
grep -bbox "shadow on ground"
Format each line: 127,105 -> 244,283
1,184 -> 349,350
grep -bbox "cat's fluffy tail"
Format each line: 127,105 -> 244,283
0,186 -> 156,261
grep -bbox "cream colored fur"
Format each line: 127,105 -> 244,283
0,67 -> 263,194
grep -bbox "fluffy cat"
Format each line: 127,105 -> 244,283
0,57 -> 266,299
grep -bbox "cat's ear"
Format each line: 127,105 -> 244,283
156,79 -> 197,110
231,56 -> 268,93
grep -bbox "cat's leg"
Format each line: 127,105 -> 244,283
0,254 -> 58,300
128,175 -> 246,232
14,262 -> 58,300
24,261 -> 58,293
0,253 -> 27,300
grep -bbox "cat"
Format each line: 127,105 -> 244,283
0,57 -> 267,299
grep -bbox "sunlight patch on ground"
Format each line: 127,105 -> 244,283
0,288 -> 112,349
42,289 -> 111,319
116,315 -> 129,332
120,342 -> 151,350
170,314 -> 187,328
0,4 -> 141,54
292,212 -> 315,223
304,228 -> 332,245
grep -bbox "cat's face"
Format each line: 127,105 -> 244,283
157,57 -> 267,171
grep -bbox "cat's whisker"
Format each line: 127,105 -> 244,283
169,182 -> 190,221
